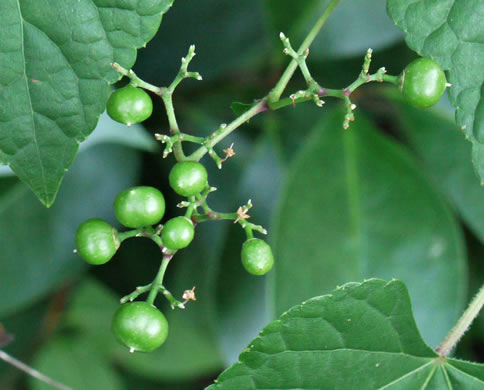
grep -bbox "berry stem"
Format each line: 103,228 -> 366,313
146,255 -> 173,306
120,283 -> 152,303
160,286 -> 186,309
436,283 -> 484,357
111,63 -> 162,95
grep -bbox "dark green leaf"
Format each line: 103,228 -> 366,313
207,279 -> 484,390
387,0 -> 484,179
0,144 -> 141,317
392,95 -> 484,244
0,0 -> 172,206
271,109 -> 466,348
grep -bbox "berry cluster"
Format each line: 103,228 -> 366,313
74,40 -> 447,354
76,155 -> 273,352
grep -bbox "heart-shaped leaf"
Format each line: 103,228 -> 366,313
0,0 -> 173,206
270,109 -> 466,348
387,0 -> 484,180
206,279 -> 484,389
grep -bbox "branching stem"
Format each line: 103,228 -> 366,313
146,255 -> 173,305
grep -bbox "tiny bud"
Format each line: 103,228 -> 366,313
73,249 -> 78,254
279,32 -> 285,39
283,48 -> 289,55
221,123 -> 227,129
130,348 -> 135,354
446,83 -> 452,88
350,104 -> 357,110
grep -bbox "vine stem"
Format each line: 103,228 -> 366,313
0,350 -> 72,390
268,0 -> 341,102
436,283 -> 484,357
146,255 -> 172,305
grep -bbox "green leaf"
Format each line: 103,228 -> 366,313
207,279 -> 484,390
30,336 -> 124,390
0,144 -> 141,317
391,95 -> 484,244
271,109 -> 467,348
266,0 -> 402,60
0,0 -> 172,206
386,0 -> 484,178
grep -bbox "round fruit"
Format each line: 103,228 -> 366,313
401,58 -> 447,109
114,186 -> 165,229
112,302 -> 168,353
75,219 -> 119,265
241,238 -> 274,276
169,161 -> 208,197
161,216 -> 195,250
107,86 -> 153,125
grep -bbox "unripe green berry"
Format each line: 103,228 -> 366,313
107,86 -> 153,125
401,58 -> 447,109
114,186 -> 165,229
161,216 -> 195,250
112,302 -> 168,353
241,238 -> 274,276
169,161 -> 208,197
75,218 -> 119,265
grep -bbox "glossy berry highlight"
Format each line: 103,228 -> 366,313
401,58 -> 447,109
169,161 -> 208,197
241,238 -> 274,276
112,302 -> 168,353
161,216 -> 195,250
114,186 -> 165,229
75,219 -> 119,265
107,86 -> 153,125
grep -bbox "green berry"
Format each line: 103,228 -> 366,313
241,238 -> 274,276
401,58 -> 447,109
75,219 -> 119,265
107,86 -> 153,125
112,302 -> 168,353
161,216 -> 195,250
169,161 -> 208,197
114,186 -> 165,229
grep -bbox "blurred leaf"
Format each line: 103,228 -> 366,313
271,108 -> 466,348
30,336 -> 123,390
63,279 -> 120,354
0,144 -> 141,317
206,279 -> 484,390
265,0 -> 402,60
134,0 -> 268,84
230,102 -> 254,119
387,0 -> 484,179
392,96 -> 484,244
0,0 -> 172,206
215,136 -> 284,365
79,112 -> 158,153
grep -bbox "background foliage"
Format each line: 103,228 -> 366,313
1,0 -> 483,389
